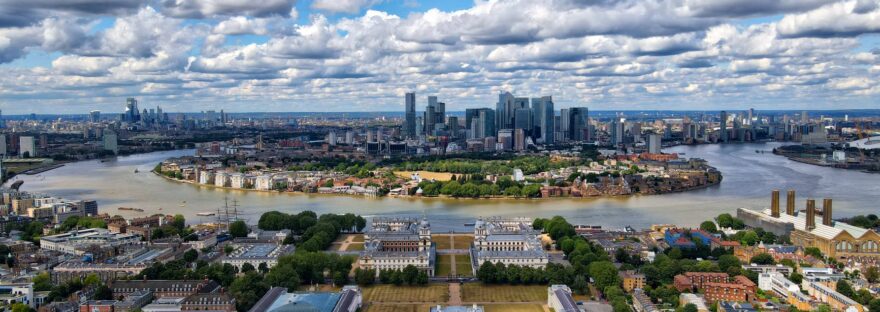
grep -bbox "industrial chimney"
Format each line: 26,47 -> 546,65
786,189 -> 796,215
771,190 -> 780,218
823,198 -> 833,226
806,199 -> 816,230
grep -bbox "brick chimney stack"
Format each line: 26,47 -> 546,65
771,190 -> 780,218
823,198 -> 833,226
786,189 -> 796,215
806,199 -> 816,230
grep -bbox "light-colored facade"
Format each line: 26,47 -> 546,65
802,281 -> 864,312
221,243 -> 295,270
757,272 -> 812,311
198,170 -> 214,185
255,175 -> 273,191
214,172 -> 229,187
40,228 -> 141,255
358,217 -> 435,276
471,217 -> 548,273
19,136 -> 36,158
548,285 -> 582,312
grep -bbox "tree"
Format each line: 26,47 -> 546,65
83,273 -> 101,286
241,263 -> 256,273
741,231 -> 759,246
679,303 -> 698,312
749,253 -> 775,265
265,264 -> 300,289
224,245 -> 235,255
10,303 -> 31,312
229,272 -> 269,312
804,247 -> 824,259
33,272 -> 52,291
589,261 -> 620,290
718,255 -> 740,272
183,249 -> 198,263
229,220 -> 249,238
355,268 -> 376,285
868,298 -> 880,312
700,221 -> 718,233
836,280 -> 856,299
258,262 -> 269,274
572,275 -> 589,295
788,271 -> 803,284
172,214 -> 186,231
864,266 -> 879,283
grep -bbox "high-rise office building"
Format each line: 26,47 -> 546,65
559,108 -> 571,142
404,92 -> 416,138
647,133 -> 661,154
470,108 -> 496,139
610,118 -> 624,146
123,98 -> 141,123
447,116 -> 459,138
103,129 -> 118,154
514,108 -> 532,133
19,136 -> 36,158
425,96 -> 437,135
496,91 -> 515,130
0,109 -> 4,128
568,107 -> 589,141
531,96 -> 554,144
0,134 -> 6,156
89,110 -> 101,123
720,111 -> 729,143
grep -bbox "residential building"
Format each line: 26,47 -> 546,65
802,281 -> 864,312
674,272 -> 756,304
633,289 -> 658,312
757,272 -> 812,311
679,293 -> 709,312
110,280 -> 220,299
620,270 -> 646,293
20,136 -> 36,158
0,283 -> 34,308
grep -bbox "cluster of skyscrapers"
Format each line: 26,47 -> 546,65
121,97 -> 168,125
403,92 -> 591,146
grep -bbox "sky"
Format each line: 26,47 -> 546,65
0,0 -> 879,114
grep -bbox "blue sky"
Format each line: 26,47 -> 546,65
0,0 -> 879,114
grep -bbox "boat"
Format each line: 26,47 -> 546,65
197,212 -> 216,217
134,169 -> 139,173
118,207 -> 145,212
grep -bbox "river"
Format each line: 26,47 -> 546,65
5,143 -> 878,231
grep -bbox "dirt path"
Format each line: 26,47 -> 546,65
450,236 -> 457,275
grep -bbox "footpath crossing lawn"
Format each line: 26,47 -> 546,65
362,285 -> 449,303
363,304 -> 434,312
436,255 -> 454,276
483,304 -> 546,312
461,284 -> 548,303
455,255 -> 473,276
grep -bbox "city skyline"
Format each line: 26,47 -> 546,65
1,0 -> 880,114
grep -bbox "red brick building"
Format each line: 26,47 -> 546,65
673,272 -> 756,303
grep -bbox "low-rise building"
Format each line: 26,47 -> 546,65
221,243 -> 295,270
471,217 -> 548,273
359,217 -> 435,276
0,283 -> 34,308
757,272 -> 812,311
548,285 -> 583,312
41,228 -> 140,255
111,280 -> 220,299
632,289 -> 658,312
802,280 -> 864,312
674,272 -> 756,304
620,270 -> 646,293
247,286 -> 362,312
679,293 -> 709,312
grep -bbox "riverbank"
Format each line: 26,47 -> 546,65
152,168 -> 721,201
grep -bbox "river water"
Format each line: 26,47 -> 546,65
5,143 -> 878,231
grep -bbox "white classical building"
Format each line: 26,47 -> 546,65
358,217 -> 435,276
199,170 -> 215,185
222,243 -> 295,270
214,172 -> 229,187
40,228 -> 141,255
471,217 -> 549,274
255,175 -> 273,191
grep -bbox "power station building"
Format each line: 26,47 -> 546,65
738,190 -> 880,261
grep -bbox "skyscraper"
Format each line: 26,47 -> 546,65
531,96 -> 554,144
720,111 -> 729,143
425,96 -> 437,135
404,92 -> 416,138
496,91 -> 514,130
124,98 -> 140,122
0,134 -> 6,156
514,108 -> 532,133
568,107 -> 589,141
610,118 -> 624,146
89,110 -> 101,123
647,133 -> 661,154
559,108 -> 571,142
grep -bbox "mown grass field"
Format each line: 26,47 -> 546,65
453,235 -> 474,249
363,304 -> 435,312
362,285 -> 449,303
436,255 -> 454,276
461,284 -> 548,303
455,255 -> 473,276
483,304 -> 546,312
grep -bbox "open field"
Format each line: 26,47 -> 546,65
455,255 -> 473,276
461,284 -> 548,303
362,285 -> 449,303
483,304 -> 546,312
435,236 -> 453,250
436,255 -> 454,276
363,304 -> 434,312
453,235 -> 474,249
394,171 -> 454,182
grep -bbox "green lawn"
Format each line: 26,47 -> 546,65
344,243 -> 365,251
454,255 -> 473,276
436,255 -> 453,276
362,284 -> 449,303
461,284 -> 548,303
453,235 -> 474,249
363,304 -> 434,312
484,304 -> 546,312
435,236 -> 453,250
